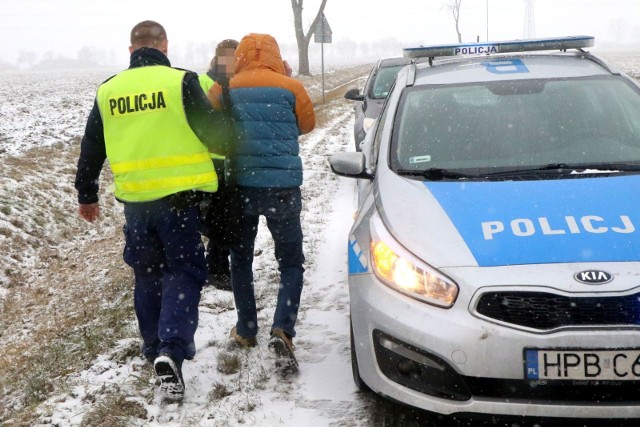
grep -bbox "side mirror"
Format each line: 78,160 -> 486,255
329,152 -> 373,179
344,88 -> 365,102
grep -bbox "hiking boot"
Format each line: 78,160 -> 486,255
154,353 -> 185,401
268,328 -> 298,374
207,273 -> 232,291
230,326 -> 257,348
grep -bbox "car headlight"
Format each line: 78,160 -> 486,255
370,239 -> 458,308
363,117 -> 376,134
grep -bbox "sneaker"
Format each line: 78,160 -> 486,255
230,326 -> 257,348
154,353 -> 185,401
268,328 -> 298,374
206,273 -> 232,291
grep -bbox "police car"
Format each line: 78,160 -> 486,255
330,36 -> 640,420
344,57 -> 413,151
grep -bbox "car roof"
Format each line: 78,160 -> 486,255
410,53 -> 615,85
398,36 -> 620,86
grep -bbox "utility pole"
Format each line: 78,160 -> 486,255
313,13 -> 332,104
486,0 -> 489,42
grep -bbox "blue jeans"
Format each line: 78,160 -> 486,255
123,198 -> 206,363
231,186 -> 305,339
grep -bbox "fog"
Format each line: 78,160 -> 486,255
1,0 -> 639,72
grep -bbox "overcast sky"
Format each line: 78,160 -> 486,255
1,0 -> 639,65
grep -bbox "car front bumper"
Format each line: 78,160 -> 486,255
350,272 -> 640,419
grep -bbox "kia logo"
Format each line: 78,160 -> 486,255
574,270 -> 613,285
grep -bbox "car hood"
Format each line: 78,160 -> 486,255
376,172 -> 640,268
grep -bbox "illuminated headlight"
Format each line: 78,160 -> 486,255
370,239 -> 458,308
363,117 -> 376,133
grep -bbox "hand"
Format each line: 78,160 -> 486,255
283,60 -> 292,77
78,203 -> 100,222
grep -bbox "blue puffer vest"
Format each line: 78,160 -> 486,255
228,86 -> 302,188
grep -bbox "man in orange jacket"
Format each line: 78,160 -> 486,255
208,33 -> 315,374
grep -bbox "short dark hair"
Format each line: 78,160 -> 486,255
216,39 -> 239,54
130,20 -> 167,49
210,39 -> 239,71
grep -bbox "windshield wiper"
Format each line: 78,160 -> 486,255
484,163 -> 571,176
396,168 -> 475,180
484,162 -> 640,177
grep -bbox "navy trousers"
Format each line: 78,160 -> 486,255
123,198 -> 206,363
230,186 -> 305,339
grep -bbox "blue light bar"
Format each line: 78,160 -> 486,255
403,36 -> 594,59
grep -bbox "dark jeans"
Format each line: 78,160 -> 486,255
123,198 -> 206,363
231,186 -> 305,339
206,238 -> 230,277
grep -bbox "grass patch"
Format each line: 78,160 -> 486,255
208,381 -> 233,402
79,392 -> 147,427
0,236 -> 134,424
217,351 -> 242,375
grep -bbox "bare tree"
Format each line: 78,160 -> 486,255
446,0 -> 463,43
291,0 -> 328,76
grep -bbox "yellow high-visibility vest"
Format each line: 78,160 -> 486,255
97,65 -> 218,202
198,73 -> 225,161
199,73 -> 214,93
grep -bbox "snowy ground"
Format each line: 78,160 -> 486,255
0,64 -> 399,427
2,52 -> 640,427
39,89 -> 370,427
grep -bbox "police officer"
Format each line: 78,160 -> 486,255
74,20 -> 231,400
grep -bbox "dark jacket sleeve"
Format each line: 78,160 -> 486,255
75,99 -> 106,204
182,72 -> 233,156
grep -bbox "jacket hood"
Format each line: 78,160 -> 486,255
235,33 -> 285,75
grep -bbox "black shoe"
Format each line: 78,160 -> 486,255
154,353 -> 185,401
206,273 -> 232,291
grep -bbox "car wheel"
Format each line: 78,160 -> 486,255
350,319 -> 370,392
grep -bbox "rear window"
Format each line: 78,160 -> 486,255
391,76 -> 640,172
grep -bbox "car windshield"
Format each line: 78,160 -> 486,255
370,65 -> 406,99
391,75 -> 640,174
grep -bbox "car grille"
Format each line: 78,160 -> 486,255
464,376 -> 640,403
476,291 -> 640,330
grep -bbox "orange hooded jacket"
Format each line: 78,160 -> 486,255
207,33 -> 316,188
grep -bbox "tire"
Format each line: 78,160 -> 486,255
350,320 -> 370,392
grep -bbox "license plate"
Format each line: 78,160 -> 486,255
525,348 -> 640,381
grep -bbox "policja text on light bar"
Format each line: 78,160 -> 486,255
403,36 -> 595,59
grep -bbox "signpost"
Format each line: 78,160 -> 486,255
313,13 -> 332,104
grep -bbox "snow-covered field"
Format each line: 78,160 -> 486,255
1,52 -> 640,427
0,64 -> 401,427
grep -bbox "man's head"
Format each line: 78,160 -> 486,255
129,20 -> 168,55
211,39 -> 239,80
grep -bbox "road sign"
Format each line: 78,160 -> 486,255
314,13 -> 332,44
